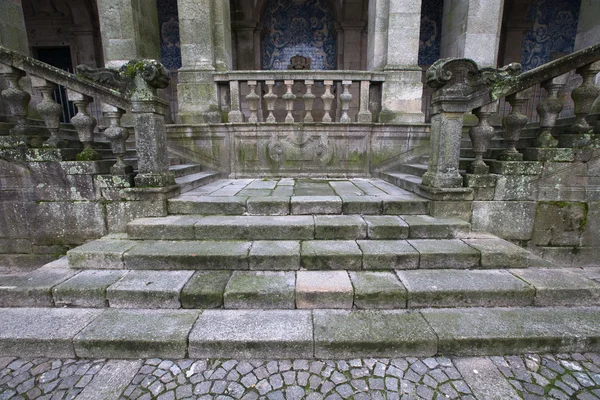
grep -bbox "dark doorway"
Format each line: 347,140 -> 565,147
35,47 -> 77,123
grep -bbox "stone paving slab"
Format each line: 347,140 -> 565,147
291,196 -> 342,215
0,268 -> 78,307
180,270 -> 232,309
126,216 -> 201,240
301,241 -> 363,270
408,239 -> 481,269
76,360 -> 143,400
224,271 -> 295,309
313,310 -> 438,358
195,216 -> 315,240
248,240 -> 301,270
123,240 -> 251,270
462,238 -> 533,268
0,308 -> 102,357
349,271 -> 407,309
314,215 -> 367,239
296,271 -> 353,309
68,239 -> 138,269
511,268 -> 600,306
74,309 -> 200,359
402,215 -> 471,239
52,270 -> 128,308
422,307 -> 600,356
397,269 -> 535,308
189,310 -> 314,359
168,196 -> 247,215
364,215 -> 409,239
357,240 -> 420,269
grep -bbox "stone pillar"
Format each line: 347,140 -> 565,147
574,0 -> 600,85
440,0 -> 504,67
97,0 -> 161,68
176,0 -> 231,123
367,0 -> 424,123
233,22 -> 258,70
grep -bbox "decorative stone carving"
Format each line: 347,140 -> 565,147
303,80 -> 315,122
76,65 -> 131,93
499,90 -> 531,161
571,61 -> 600,136
0,67 -> 30,136
283,80 -> 296,123
121,60 -> 170,92
102,106 -> 132,176
246,81 -> 260,123
536,76 -> 567,148
264,81 -> 277,123
69,91 -> 101,161
468,102 -> 498,174
287,55 -> 312,70
321,80 -> 334,123
339,81 -> 352,123
31,78 -> 64,148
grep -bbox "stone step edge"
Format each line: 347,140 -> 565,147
0,306 -> 599,359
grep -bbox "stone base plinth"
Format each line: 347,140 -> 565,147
522,148 -> 575,162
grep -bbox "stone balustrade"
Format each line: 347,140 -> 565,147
213,71 -> 386,124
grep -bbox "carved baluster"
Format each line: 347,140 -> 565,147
468,102 -> 497,174
499,90 -> 531,161
357,80 -> 372,123
228,80 -> 244,123
246,81 -> 259,123
571,61 -> 600,140
303,80 -> 315,122
264,80 -> 277,123
68,91 -> 101,161
339,80 -> 353,123
31,76 -> 64,148
283,80 -> 296,123
322,80 -> 334,123
0,66 -> 30,136
102,104 -> 132,176
535,75 -> 568,147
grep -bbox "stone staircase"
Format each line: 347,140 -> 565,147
1,177 -> 600,359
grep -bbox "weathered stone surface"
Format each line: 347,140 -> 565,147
168,196 -> 247,215
397,269 -> 534,308
532,202 -> 587,246
363,215 -> 409,239
249,241 -> 301,270
53,270 -> 128,308
472,201 -> 537,240
107,270 -> 194,309
189,310 -> 313,358
123,240 -> 251,270
224,271 -> 295,309
349,271 -> 407,309
523,148 -> 575,162
357,240 -> 419,270
341,196 -> 382,214
301,241 -> 362,270
246,196 -> 290,215
461,238 -> 531,268
291,196 -> 342,215
402,215 -> 470,239
126,216 -> 201,240
488,160 -> 543,175
422,307 -> 600,355
407,240 -> 480,269
296,271 -> 353,309
68,240 -> 138,269
382,197 -> 430,215
454,357 -> 521,400
511,268 -> 600,306
77,360 -> 143,400
582,201 -> 600,247
0,308 -> 101,357
74,309 -> 199,358
180,270 -> 232,309
314,215 -> 366,239
195,216 -> 314,240
0,268 -> 79,307
313,310 -> 437,358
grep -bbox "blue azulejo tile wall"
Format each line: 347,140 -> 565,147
157,0 -> 181,70
262,0 -> 336,70
419,0 -> 443,67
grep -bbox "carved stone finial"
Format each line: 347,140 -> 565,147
287,55 -> 312,70
121,60 -> 170,90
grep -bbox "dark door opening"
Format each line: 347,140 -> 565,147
35,47 -> 77,123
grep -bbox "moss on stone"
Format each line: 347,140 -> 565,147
76,147 -> 102,161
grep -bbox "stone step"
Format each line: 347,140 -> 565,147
169,163 -> 204,178
126,215 -> 471,241
0,305 -> 599,358
174,171 -> 222,193
66,235 -> 547,272
381,172 -> 423,193
124,156 -> 182,168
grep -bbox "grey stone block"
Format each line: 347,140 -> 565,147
472,201 -> 537,241
402,215 -> 470,239
126,216 -> 201,240
408,239 -> 481,269
107,270 -> 194,308
0,268 -> 79,307
296,271 -> 353,309
68,239 -> 138,269
461,238 -> 531,268
224,271 -> 295,309
249,241 -> 301,270
0,308 -> 101,357
511,268 -> 600,306
189,310 -> 313,358
313,310 -> 437,358
74,309 -> 200,358
422,307 -> 600,355
53,270 -> 128,308
357,240 -> 419,270
396,269 -> 535,308
168,196 -> 247,215
123,240 -> 251,270
314,215 -> 366,239
247,196 -> 290,215
382,197 -> 430,215
363,216 -> 409,239
349,271 -> 407,309
301,241 -> 362,270
291,196 -> 342,215
195,216 -> 314,240
181,271 -> 232,309
341,196 -> 383,214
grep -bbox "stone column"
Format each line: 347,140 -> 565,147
574,0 -> 600,85
367,0 -> 424,123
440,0 -> 504,67
96,0 -> 161,68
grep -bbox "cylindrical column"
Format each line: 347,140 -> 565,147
0,66 -> 30,136
468,102 -> 498,174
357,80 -> 372,123
571,61 -> 600,136
322,80 -> 335,123
536,75 -> 568,148
228,80 -> 244,123
500,90 -> 531,161
264,81 -> 277,123
68,91 -> 101,161
283,80 -> 296,123
31,76 -> 63,148
246,81 -> 260,123
339,81 -> 353,123
102,104 -> 132,176
303,80 -> 315,123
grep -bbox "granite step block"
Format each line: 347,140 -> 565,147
68,239 -> 138,269
180,270 -> 232,309
340,196 -> 383,214
188,309 -> 314,359
301,241 -> 363,270
291,196 -> 342,215
246,196 -> 291,215
224,271 -> 295,309
248,241 -> 301,271
168,196 -> 247,215
195,216 -> 314,240
295,271 -> 353,309
0,268 -> 79,307
349,271 -> 407,309
462,238 -> 537,268
357,240 -> 419,270
363,215 -> 409,239
382,197 -> 430,215
396,269 -> 535,308
126,216 -> 202,240
53,270 -> 128,308
314,215 -> 367,239
408,239 -> 481,269
402,215 -> 471,239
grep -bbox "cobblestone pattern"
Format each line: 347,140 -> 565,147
0,357 -> 106,400
120,357 -> 475,400
491,353 -> 600,400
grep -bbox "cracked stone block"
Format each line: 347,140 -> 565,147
349,271 -> 407,309
180,270 -> 232,309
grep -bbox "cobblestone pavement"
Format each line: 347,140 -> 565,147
0,353 -> 599,399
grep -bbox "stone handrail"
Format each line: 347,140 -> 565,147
0,45 -> 175,187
